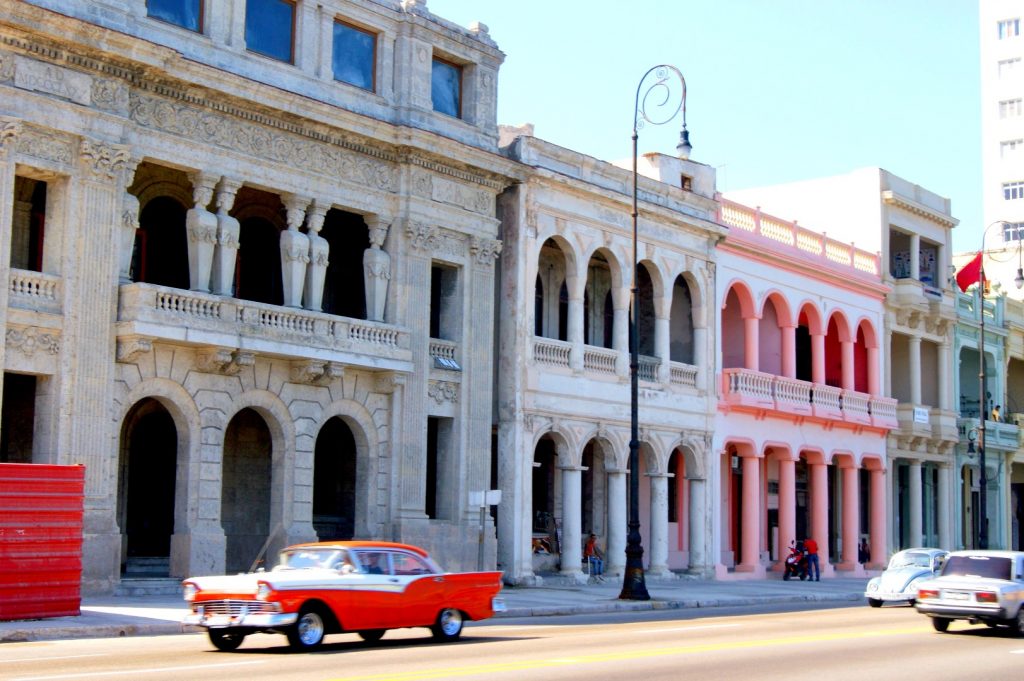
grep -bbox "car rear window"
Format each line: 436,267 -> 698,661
941,555 -> 1012,580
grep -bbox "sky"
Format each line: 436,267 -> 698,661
429,0 -> 983,253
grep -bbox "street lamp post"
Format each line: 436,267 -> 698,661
620,65 -> 689,601
975,220 -> 1024,550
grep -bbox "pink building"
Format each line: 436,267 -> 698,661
713,200 -> 897,578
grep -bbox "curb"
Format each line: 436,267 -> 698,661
0,622 -> 188,643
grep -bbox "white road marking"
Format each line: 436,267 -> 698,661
3,654 -> 109,664
635,623 -> 742,634
1011,649 -> 1024,654
11,660 -> 266,681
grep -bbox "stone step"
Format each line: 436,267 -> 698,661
124,556 -> 170,577
115,577 -> 183,597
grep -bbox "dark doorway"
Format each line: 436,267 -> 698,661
313,417 -> 357,540
133,197 -> 189,288
222,408 -> 272,573
1,373 -> 36,463
119,398 -> 177,576
320,209 -> 369,319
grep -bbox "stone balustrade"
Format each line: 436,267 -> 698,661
722,367 -> 895,429
118,282 -> 411,369
532,338 -> 571,368
583,346 -> 617,375
8,269 -> 62,314
669,361 -> 698,388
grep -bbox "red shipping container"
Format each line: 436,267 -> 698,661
0,463 -> 84,620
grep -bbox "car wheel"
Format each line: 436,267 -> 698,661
783,570 -> 790,581
431,607 -> 463,642
1015,608 -> 1024,638
931,617 -> 951,633
799,572 -> 807,581
287,606 -> 327,651
208,629 -> 246,652
358,629 -> 386,643
867,598 -> 882,608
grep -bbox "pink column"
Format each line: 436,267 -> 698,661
781,325 -> 796,378
841,340 -> 855,390
840,464 -> 859,570
811,333 -> 825,384
778,456 -> 796,565
869,468 -> 887,569
810,461 -> 830,568
744,317 -> 760,371
739,455 -> 761,571
867,346 -> 880,395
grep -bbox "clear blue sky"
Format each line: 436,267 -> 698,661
430,0 -> 982,252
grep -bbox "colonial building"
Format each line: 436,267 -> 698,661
715,199 -> 894,577
728,168 -> 960,558
495,133 -> 723,584
0,0 -> 518,593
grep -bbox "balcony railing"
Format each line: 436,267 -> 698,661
583,346 -> 617,375
533,338 -> 571,368
669,361 -> 698,388
8,269 -> 62,314
722,368 -> 897,429
957,417 -> 1021,451
118,283 -> 411,366
638,355 -> 660,382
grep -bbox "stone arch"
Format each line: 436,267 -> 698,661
797,301 -> 825,336
530,423 -> 577,468
721,280 -> 757,317
312,399 -> 381,539
760,290 -> 794,328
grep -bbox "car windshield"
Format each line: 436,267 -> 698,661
941,555 -> 1012,580
888,551 -> 933,569
276,549 -> 342,570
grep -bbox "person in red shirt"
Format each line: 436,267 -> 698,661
804,537 -> 820,581
583,533 -> 604,581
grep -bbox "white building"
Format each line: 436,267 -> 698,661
0,0 -> 518,593
495,133 -> 723,584
979,0 -> 1024,299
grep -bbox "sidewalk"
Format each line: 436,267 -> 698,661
0,577 -> 868,643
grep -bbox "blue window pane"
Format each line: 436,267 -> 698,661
245,0 -> 295,63
333,22 -> 375,91
147,0 -> 201,32
431,59 -> 461,118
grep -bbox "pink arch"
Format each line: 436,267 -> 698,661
722,280 -> 757,318
797,302 -> 824,336
761,291 -> 794,328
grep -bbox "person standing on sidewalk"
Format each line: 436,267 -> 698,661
804,537 -> 820,581
584,533 -> 604,581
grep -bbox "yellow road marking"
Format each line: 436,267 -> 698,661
327,624 -> 931,681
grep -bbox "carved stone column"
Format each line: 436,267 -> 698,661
280,194 -> 311,308
362,216 -> 390,321
303,200 -> 330,311
186,173 -> 218,292
118,191 -> 140,283
211,177 -> 242,296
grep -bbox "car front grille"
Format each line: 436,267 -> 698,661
195,599 -> 278,615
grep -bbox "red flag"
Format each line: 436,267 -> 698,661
955,252 -> 983,293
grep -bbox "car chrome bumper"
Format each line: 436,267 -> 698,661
492,597 -> 507,613
864,591 -> 915,601
183,612 -> 299,629
915,603 -> 1008,619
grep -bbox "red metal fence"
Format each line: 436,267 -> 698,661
0,463 -> 84,620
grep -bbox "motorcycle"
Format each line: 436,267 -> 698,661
783,543 -> 809,581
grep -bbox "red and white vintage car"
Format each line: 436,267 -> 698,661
182,540 -> 505,651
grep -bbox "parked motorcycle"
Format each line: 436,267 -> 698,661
783,542 -> 809,581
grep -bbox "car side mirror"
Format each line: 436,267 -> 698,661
339,564 -> 355,575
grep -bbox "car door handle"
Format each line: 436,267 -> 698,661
389,578 -> 399,583
434,577 -> 444,583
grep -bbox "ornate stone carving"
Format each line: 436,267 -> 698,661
187,173 -> 218,292
116,335 -> 153,364
428,380 -> 459,405
194,348 -> 254,375
17,129 -> 73,165
91,78 -> 130,114
6,327 -> 60,356
405,222 -> 440,252
79,140 -> 131,180
289,360 -> 342,385
129,93 -> 397,192
212,177 -> 242,296
0,117 -> 20,154
469,236 -> 502,265
431,176 -> 492,215
118,192 -> 140,282
0,53 -> 13,82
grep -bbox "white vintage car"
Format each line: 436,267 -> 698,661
864,548 -> 947,607
914,550 -> 1024,635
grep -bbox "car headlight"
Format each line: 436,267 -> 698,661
256,582 -> 273,600
867,581 -> 878,592
182,583 -> 198,602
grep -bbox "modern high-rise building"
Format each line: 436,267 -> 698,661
979,0 -> 1024,298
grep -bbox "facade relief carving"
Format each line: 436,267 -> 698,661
79,139 -> 132,180
6,327 -> 60,356
289,360 -> 343,385
16,128 -> 74,166
0,52 -> 13,82
128,93 -> 397,192
469,236 -> 502,266
194,347 -> 254,375
431,175 -> 492,215
14,56 -> 92,106
374,372 -> 405,395
91,78 -> 130,115
427,380 -> 459,405
115,335 -> 153,364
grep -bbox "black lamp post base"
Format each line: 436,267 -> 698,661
618,565 -> 650,601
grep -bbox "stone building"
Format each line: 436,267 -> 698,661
0,0 -> 518,593
494,133 -> 723,584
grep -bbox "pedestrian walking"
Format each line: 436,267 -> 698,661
804,537 -> 820,581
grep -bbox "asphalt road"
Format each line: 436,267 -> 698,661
3,603 -> 1023,681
